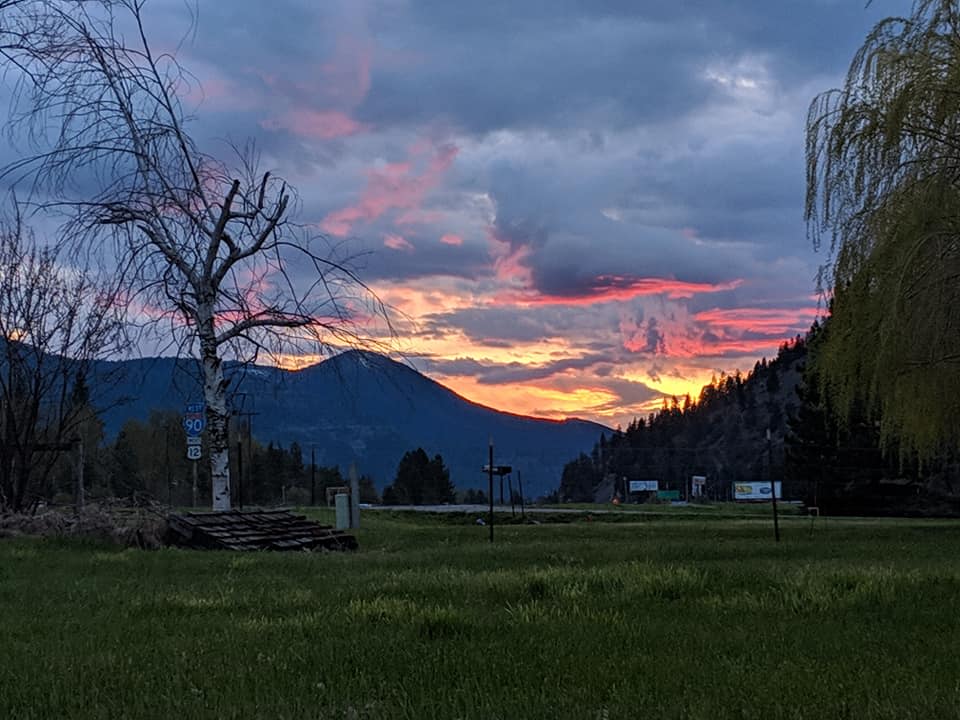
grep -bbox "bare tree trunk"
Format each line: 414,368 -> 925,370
0,0 -> 392,512
200,315 -> 230,511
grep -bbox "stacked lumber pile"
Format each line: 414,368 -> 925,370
166,509 -> 357,551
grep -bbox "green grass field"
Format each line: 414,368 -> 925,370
2,510 -> 960,719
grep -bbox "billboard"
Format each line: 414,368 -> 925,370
628,480 -> 659,493
691,475 -> 706,498
734,482 -> 782,501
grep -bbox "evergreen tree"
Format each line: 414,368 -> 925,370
384,448 -> 454,505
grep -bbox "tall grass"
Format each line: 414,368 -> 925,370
1,513 -> 959,719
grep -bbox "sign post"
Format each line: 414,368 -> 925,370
183,403 -> 205,506
768,429 -> 780,542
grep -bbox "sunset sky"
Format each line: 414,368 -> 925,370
149,0 -> 899,428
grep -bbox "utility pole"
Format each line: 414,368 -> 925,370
231,393 -> 258,510
165,425 -> 171,505
488,438 -> 494,543
349,463 -> 360,529
237,440 -> 244,509
311,447 -> 316,506
518,470 -> 525,520
768,428 -> 780,542
508,474 -> 515,516
73,436 -> 84,514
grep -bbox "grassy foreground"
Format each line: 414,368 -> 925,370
2,510 -> 960,719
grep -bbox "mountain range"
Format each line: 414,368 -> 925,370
91,350 -> 609,498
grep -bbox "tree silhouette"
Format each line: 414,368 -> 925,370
0,0 -> 391,510
384,448 -> 454,505
806,0 -> 960,457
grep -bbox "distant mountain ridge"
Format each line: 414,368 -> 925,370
92,350 -> 609,497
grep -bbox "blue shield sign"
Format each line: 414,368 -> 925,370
183,403 -> 206,437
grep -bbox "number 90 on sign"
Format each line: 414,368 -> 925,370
186,445 -> 202,461
183,417 -> 205,436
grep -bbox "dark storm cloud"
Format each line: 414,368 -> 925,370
137,0 -> 904,305
417,352 -> 615,385
355,0 -> 903,136
420,305 -> 584,344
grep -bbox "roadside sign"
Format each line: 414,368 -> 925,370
629,480 -> 658,492
734,481 -> 782,501
186,436 -> 202,446
186,445 -> 202,461
183,403 -> 206,437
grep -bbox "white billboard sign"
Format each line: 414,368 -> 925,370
691,475 -> 706,498
629,480 -> 659,493
734,481 -> 782,501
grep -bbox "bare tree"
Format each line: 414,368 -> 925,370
0,203 -> 126,511
0,0 -> 391,509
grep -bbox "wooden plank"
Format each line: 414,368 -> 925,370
166,509 -> 356,552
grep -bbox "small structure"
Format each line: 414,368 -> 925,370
325,485 -> 350,506
166,509 -> 357,551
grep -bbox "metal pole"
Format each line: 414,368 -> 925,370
311,447 -> 316,506
165,426 -> 171,505
518,470 -> 525,520
237,440 -> 244,510
349,462 -> 360,529
488,438 -> 494,543
73,436 -> 84,514
508,475 -> 515,516
192,461 -> 198,508
768,429 -> 780,542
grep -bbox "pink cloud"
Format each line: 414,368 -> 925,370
623,304 -> 821,359
494,274 -> 743,307
440,233 -> 464,246
384,234 -> 415,252
321,142 -> 459,237
693,307 -> 820,334
488,234 -> 535,288
320,34 -> 373,107
256,30 -> 374,142
396,209 -> 446,226
260,110 -> 365,139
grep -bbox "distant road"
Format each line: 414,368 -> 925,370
370,503 -> 696,515
366,503 -> 804,518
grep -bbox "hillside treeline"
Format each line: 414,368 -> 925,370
561,321 -> 960,515
32,410 -> 380,509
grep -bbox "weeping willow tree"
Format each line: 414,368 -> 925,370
806,0 -> 960,457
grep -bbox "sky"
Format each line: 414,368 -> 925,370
87,0 -> 908,427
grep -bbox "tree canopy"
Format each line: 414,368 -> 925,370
383,448 -> 454,505
806,0 -> 960,456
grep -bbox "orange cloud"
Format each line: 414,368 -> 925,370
438,374 -> 620,422
321,142 -> 459,237
440,234 -> 464,246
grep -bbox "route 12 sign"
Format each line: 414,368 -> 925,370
186,445 -> 202,461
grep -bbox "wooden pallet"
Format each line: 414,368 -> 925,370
166,509 -> 358,552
